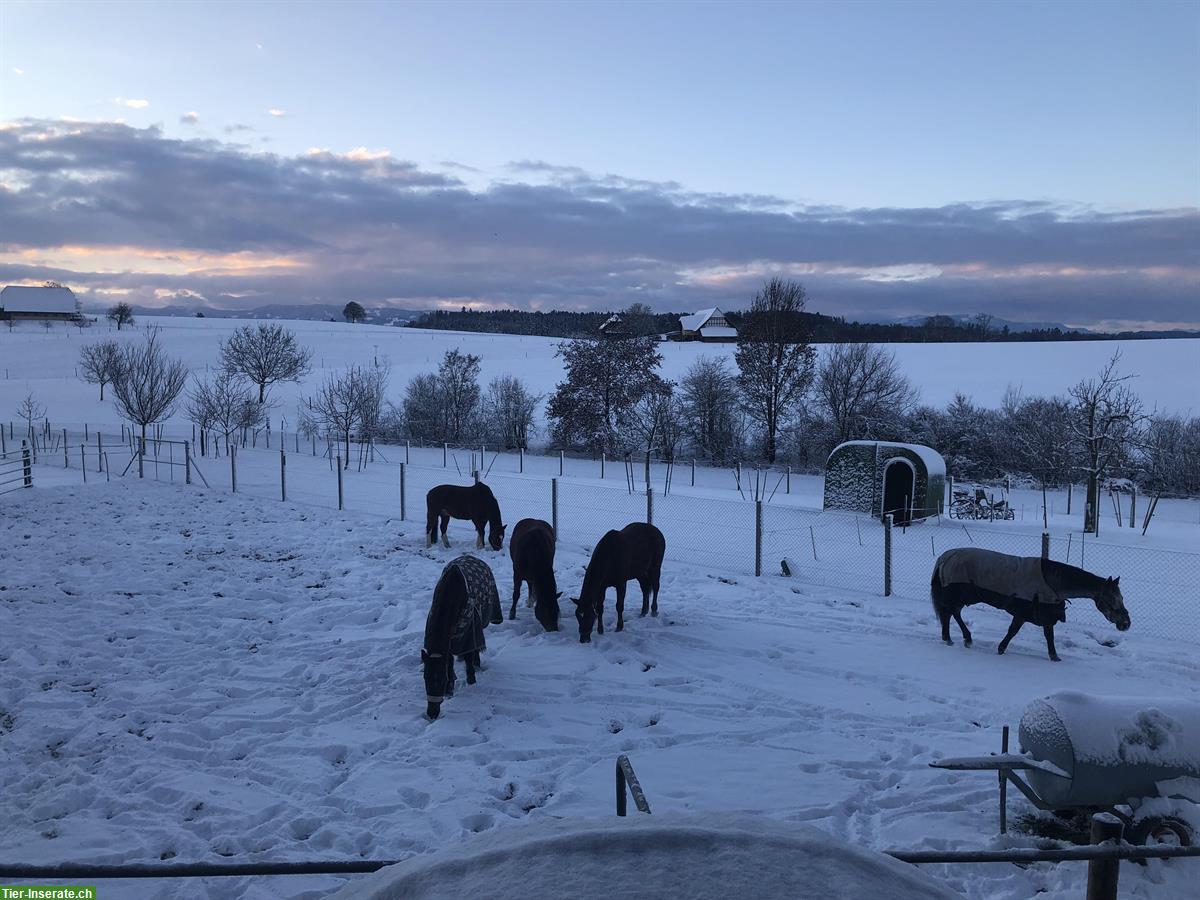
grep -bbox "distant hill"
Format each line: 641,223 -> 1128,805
882,313 -> 1077,333
81,303 -> 432,325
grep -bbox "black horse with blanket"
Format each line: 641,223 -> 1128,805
422,555 -> 504,719
931,547 -> 1130,661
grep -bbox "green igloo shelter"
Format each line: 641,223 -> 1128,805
823,441 -> 946,525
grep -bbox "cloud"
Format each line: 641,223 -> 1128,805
267,108 -> 285,118
12,67 -> 23,76
114,98 -> 150,109
223,123 -> 254,134
0,118 -> 1195,327
180,111 -> 200,125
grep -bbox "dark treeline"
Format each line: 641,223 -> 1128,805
406,308 -> 1199,343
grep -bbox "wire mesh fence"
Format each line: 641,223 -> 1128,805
26,422 -> 1200,645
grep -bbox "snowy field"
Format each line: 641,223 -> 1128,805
3,477 -> 1199,899
3,318 -> 1200,898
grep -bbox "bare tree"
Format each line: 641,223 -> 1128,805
1006,394 -> 1076,487
815,342 -> 917,446
78,339 -> 122,400
1069,351 -> 1145,533
16,393 -> 46,437
187,371 -> 264,454
1140,414 -> 1200,497
219,323 -> 313,403
107,303 -> 134,331
73,314 -> 92,333
301,365 -> 384,467
622,302 -> 655,337
4,318 -> 15,333
680,356 -> 744,463
481,375 -> 541,449
40,320 -> 53,334
402,372 -> 445,442
622,381 -> 684,459
438,349 -> 482,442
110,326 -> 189,447
735,278 -> 816,462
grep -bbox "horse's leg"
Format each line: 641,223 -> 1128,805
651,569 -> 660,616
615,582 -> 627,632
426,507 -> 436,548
953,609 -> 973,647
475,518 -> 484,550
997,617 -> 1024,655
440,514 -> 451,548
933,582 -> 955,645
509,566 -> 521,621
596,590 -> 605,636
637,576 -> 651,617
472,650 -> 485,672
1043,624 -> 1061,662
465,653 -> 477,685
445,657 -> 456,698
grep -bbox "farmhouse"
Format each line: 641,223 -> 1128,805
0,285 -> 79,321
598,314 -> 633,339
823,440 -> 946,526
676,307 -> 737,342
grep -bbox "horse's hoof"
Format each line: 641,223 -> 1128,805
997,647 -> 1006,655
616,623 -> 624,632
943,639 -> 954,646
651,610 -> 658,617
639,611 -> 648,618
963,639 -> 973,648
1049,655 -> 1062,662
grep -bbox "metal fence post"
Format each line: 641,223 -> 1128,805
786,465 -> 791,494
551,477 -> 558,541
399,463 -> 406,520
405,440 -> 410,464
337,455 -> 344,510
691,458 -> 696,487
1041,532 -> 1050,559
22,441 -> 31,487
884,513 -> 893,596
138,435 -> 145,479
1086,814 -> 1123,900
559,450 -> 564,477
231,444 -> 237,493
96,432 -> 102,472
185,441 -> 192,485
63,428 -> 68,468
80,444 -> 87,483
646,485 -> 653,526
755,500 -> 763,577
443,443 -> 448,467
600,451 -> 605,479
473,469 -> 480,484
1129,486 -> 1136,529
280,447 -> 286,501
519,446 -> 524,473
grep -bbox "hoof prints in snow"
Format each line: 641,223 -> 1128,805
2,479 -> 1199,900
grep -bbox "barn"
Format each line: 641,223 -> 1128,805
0,285 -> 79,321
823,441 -> 946,525
675,308 -> 738,342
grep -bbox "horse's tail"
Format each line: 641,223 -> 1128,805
930,558 -> 946,618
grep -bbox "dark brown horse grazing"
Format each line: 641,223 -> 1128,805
509,518 -> 561,632
422,555 -> 503,720
931,547 -> 1130,661
572,522 -> 666,644
426,482 -> 505,551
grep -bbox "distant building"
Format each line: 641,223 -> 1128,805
676,307 -> 737,342
598,314 -> 633,339
0,285 -> 79,321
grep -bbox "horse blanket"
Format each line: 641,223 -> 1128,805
936,548 -> 1057,604
424,555 -> 503,660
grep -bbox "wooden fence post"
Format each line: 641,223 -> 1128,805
1041,532 -> 1050,559
22,441 -> 31,487
443,443 -> 448,467
1129,486 -> 1136,529
884,513 -> 893,596
337,455 -> 344,510
1086,814 -> 1123,900
519,446 -> 524,473
280,447 -> 286,501
185,441 -> 192,485
646,485 -> 653,526
63,428 -> 69,468
97,432 -> 103,472
559,450 -> 564,477
551,477 -> 558,541
755,500 -> 763,577
399,463 -> 406,520
600,451 -> 605,479
80,444 -> 87,483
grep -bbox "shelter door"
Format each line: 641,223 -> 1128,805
882,462 -> 914,526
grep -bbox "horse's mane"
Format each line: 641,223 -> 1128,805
1041,558 -> 1107,592
477,482 -> 503,528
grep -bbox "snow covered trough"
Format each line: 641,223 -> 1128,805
823,440 -> 946,525
331,814 -> 961,900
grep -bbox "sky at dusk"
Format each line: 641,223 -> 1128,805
1,0 -> 1197,328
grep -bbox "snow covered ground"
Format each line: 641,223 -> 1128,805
3,477 -> 1199,898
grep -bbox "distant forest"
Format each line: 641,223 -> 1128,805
406,308 -> 1198,342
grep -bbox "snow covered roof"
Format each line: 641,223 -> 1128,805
680,307 -> 722,332
699,325 -> 738,338
833,440 -> 947,477
0,285 -> 77,314
335,814 -> 961,900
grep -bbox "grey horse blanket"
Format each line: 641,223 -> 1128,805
424,555 -> 503,659
936,548 -> 1057,604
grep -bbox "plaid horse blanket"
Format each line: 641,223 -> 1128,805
425,555 -> 503,660
936,548 -> 1058,604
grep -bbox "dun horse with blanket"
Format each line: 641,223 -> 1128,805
931,548 -> 1129,661
425,482 -> 506,550
573,522 -> 666,644
422,555 -> 504,719
508,518 -> 561,632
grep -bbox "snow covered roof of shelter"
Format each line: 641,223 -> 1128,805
680,308 -> 722,332
1,285 -> 76,314
700,325 -> 738,338
833,440 -> 946,477
334,814 -> 961,900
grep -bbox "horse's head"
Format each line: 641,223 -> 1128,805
572,594 -> 596,643
1095,576 -> 1130,631
488,522 -> 506,551
421,649 -> 453,720
535,591 -> 562,633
